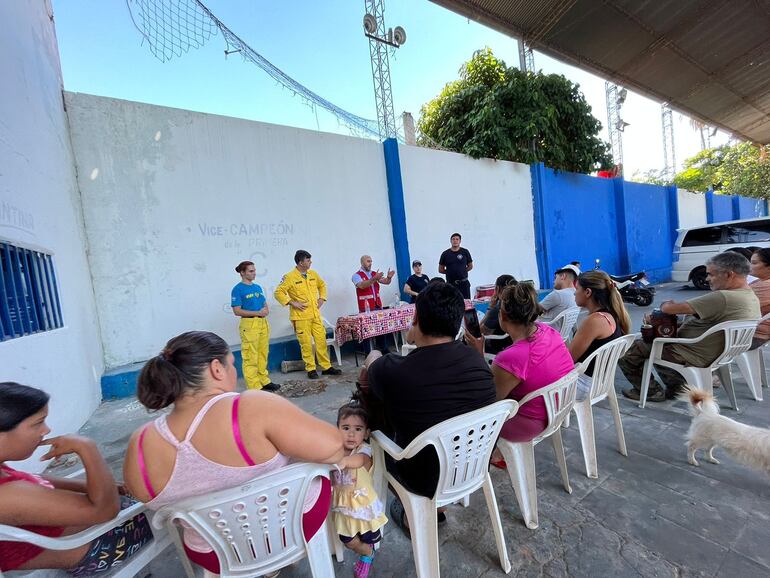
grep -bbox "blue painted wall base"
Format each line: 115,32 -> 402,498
100,332 -> 336,399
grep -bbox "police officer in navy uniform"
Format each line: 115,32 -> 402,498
439,233 -> 473,299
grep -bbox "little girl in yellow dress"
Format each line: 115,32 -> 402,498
332,399 -> 388,578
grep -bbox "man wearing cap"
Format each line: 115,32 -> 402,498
539,264 -> 580,321
404,260 -> 430,303
353,255 -> 395,352
439,233 -> 473,299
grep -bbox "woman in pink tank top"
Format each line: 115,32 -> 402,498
0,382 -> 151,574
123,331 -> 345,574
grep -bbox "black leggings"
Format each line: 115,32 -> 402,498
69,497 -> 154,576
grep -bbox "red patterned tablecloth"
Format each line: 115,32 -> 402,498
335,300 -> 475,345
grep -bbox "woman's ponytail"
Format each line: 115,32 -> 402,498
605,277 -> 631,334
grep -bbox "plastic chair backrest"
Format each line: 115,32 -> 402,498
709,319 -> 758,367
546,307 -> 581,341
415,400 -> 517,505
154,463 -> 329,576
578,334 -> 636,402
519,367 -> 580,443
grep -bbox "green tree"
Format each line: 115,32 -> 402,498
417,48 -> 613,173
673,143 -> 770,199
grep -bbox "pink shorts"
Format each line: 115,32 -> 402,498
183,476 -> 332,573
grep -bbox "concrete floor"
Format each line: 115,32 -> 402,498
50,283 -> 770,577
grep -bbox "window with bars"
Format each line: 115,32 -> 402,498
1,241 -> 63,340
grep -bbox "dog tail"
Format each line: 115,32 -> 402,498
679,385 -> 720,416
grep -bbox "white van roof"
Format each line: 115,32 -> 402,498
676,215 -> 770,233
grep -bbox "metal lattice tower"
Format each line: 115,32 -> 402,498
605,82 -> 624,168
700,125 -> 712,150
518,40 -> 535,72
662,103 -> 676,180
365,0 -> 396,140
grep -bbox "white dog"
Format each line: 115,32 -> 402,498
681,385 -> 770,474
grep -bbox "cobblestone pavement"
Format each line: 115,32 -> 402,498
51,283 -> 770,577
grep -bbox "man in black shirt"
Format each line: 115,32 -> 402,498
363,282 -> 495,519
439,232 -> 473,299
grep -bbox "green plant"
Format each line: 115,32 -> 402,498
673,143 -> 770,199
417,48 -> 613,173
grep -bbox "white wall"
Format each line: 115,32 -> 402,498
65,94 -> 394,369
398,145 -> 540,288
0,0 -> 104,469
677,189 -> 708,229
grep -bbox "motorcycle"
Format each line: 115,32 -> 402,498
593,259 -> 655,306
611,271 -> 655,306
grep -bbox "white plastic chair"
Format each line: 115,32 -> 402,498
572,334 -> 636,478
370,400 -> 518,578
496,367 -> 581,529
0,501 -> 172,578
321,317 -> 342,366
639,319 -> 758,410
401,326 -> 465,356
731,312 -> 770,402
544,306 -> 581,343
153,463 -> 335,578
401,342 -> 416,356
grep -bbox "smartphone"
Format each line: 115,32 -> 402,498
463,309 -> 482,339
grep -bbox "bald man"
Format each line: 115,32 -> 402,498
352,255 -> 395,352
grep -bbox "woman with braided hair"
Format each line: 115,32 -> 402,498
569,270 -> 631,400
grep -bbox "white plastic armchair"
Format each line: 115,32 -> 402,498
370,400 -> 518,578
496,367 -> 581,529
401,326 -> 465,357
639,319 -> 758,410
544,307 -> 581,343
732,312 -> 770,402
152,463 -> 335,578
321,317 -> 342,366
572,334 -> 637,478
0,501 -> 171,578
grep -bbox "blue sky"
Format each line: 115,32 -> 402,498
51,0 -> 730,177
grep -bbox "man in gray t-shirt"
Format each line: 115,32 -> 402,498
620,252 -> 760,402
539,264 -> 579,321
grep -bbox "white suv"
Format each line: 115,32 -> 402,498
672,217 -> 770,289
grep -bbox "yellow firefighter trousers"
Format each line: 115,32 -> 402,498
239,317 -> 270,389
292,317 -> 331,372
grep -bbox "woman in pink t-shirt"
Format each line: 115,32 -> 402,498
467,283 -> 574,466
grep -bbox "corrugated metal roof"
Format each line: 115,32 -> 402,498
430,0 -> 770,143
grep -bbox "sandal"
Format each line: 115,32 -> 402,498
437,511 -> 447,524
389,499 -> 410,539
490,457 -> 507,470
353,551 -> 374,578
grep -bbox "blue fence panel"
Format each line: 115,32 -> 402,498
621,181 -> 675,283
711,194 -> 734,222
537,167 -> 621,286
736,195 -> 767,219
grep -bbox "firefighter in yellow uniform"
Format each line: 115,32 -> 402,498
274,250 -> 343,379
231,261 -> 280,391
